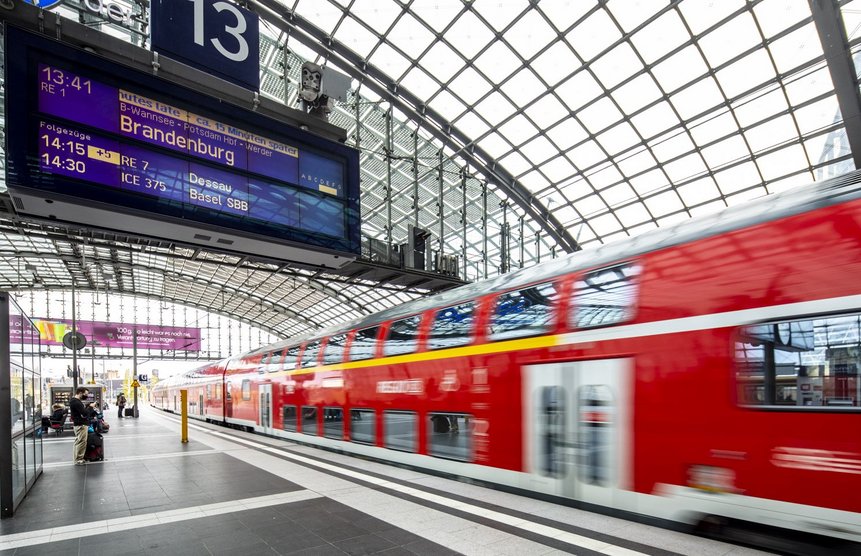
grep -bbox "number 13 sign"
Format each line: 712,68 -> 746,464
151,0 -> 260,91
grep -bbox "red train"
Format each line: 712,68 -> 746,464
153,171 -> 861,550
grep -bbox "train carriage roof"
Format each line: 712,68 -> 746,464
245,169 -> 861,356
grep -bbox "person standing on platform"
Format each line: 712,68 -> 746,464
117,392 -> 126,419
70,387 -> 90,465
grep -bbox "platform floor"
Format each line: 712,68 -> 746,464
0,410 -> 771,556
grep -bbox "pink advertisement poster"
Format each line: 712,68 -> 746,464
10,316 -> 201,351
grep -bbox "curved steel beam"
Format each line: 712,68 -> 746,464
1,248 -> 371,329
0,251 -> 322,333
251,0 -> 581,254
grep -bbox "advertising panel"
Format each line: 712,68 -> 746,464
9,316 -> 201,351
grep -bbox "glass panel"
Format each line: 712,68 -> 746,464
26,431 -> 36,487
283,345 -> 301,370
11,363 -> 24,435
736,314 -> 861,408
427,302 -> 475,350
301,341 -> 321,368
384,315 -> 422,357
322,334 -> 348,365
736,340 -> 766,404
572,262 -> 642,328
34,424 -> 42,475
428,413 -> 472,462
24,372 -> 35,428
282,405 -> 298,432
578,385 -> 614,486
241,380 -> 251,401
350,327 -> 380,361
302,406 -> 317,435
323,407 -> 344,439
490,282 -> 559,341
350,409 -> 375,444
384,411 -> 417,452
538,386 -> 566,478
11,434 -> 25,503
262,351 -> 282,373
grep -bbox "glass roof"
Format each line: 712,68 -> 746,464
283,0 -> 854,249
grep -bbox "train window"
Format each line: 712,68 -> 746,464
301,341 -> 321,368
283,405 -> 298,432
267,350 -> 285,372
736,313 -> 861,409
260,352 -> 275,372
350,326 -> 380,361
538,386 -> 566,478
490,282 -> 559,342
216,384 -> 221,400
428,413 -> 472,462
384,315 -> 422,357
572,262 -> 642,328
322,334 -> 348,365
578,385 -> 613,486
241,379 -> 251,401
302,406 -> 318,435
384,411 -> 417,452
323,407 -> 344,439
427,302 -> 475,350
350,409 -> 375,444
283,345 -> 301,370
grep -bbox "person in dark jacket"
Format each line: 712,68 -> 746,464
117,393 -> 127,419
70,387 -> 90,465
41,403 -> 66,432
50,403 -> 66,422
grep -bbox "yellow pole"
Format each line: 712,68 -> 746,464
180,389 -> 188,443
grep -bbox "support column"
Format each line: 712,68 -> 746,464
810,0 -> 861,168
0,294 -> 12,518
385,107 -> 394,261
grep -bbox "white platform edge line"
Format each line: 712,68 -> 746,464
0,489 -> 321,550
164,414 -> 649,556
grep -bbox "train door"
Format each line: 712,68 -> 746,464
523,358 -> 632,509
259,383 -> 273,434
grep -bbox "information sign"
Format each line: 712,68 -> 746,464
5,27 -> 361,263
151,0 -> 260,90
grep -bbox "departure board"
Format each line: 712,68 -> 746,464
5,27 -> 361,259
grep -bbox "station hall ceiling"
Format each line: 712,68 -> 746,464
1,0 -> 860,342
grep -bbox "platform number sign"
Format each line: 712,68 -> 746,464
151,0 -> 260,91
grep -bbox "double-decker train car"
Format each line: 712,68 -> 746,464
152,171 -> 861,550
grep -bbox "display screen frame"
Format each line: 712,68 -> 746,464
4,26 -> 361,257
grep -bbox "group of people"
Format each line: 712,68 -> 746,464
68,387 -> 132,464
36,387 -> 132,464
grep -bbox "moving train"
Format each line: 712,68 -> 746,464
152,170 -> 861,552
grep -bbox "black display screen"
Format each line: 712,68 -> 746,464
5,27 -> 361,256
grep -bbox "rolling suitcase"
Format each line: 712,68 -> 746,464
124,407 -> 134,417
85,431 -> 104,462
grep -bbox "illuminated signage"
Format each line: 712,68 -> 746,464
5,27 -> 361,262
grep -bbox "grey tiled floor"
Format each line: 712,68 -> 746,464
0,412 -> 459,556
1,498 -> 457,556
